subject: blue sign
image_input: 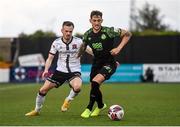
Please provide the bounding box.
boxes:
[81,64,92,83]
[10,66,45,83]
[81,64,143,83]
[10,64,143,83]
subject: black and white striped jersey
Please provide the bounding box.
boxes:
[49,36,83,73]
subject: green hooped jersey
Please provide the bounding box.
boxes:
[83,26,121,65]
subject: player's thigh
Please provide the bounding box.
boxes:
[39,80,56,93]
[48,70,67,88]
[70,77,82,90]
[100,64,116,79]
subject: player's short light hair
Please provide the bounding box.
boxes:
[62,21,74,28]
[90,10,103,19]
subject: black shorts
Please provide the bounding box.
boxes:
[47,70,81,88]
[90,63,117,82]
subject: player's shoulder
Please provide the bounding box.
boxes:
[73,36,83,44]
[83,28,93,40]
[84,28,93,38]
[53,37,62,44]
[84,28,93,35]
[101,26,121,38]
[101,26,114,32]
[73,36,82,41]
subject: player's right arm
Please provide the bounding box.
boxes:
[42,53,54,79]
[110,28,132,56]
[77,43,87,58]
[85,45,94,56]
[42,39,58,78]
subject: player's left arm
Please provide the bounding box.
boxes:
[110,29,132,56]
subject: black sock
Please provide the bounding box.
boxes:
[87,81,98,110]
[87,81,104,110]
[96,86,104,109]
[87,87,96,111]
[92,81,104,109]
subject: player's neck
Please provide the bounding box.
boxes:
[93,27,102,33]
[62,37,72,44]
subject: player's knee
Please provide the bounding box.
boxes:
[72,82,82,92]
[39,87,50,95]
[38,90,47,96]
[92,75,104,84]
[91,81,100,87]
[73,86,81,93]
[74,89,81,93]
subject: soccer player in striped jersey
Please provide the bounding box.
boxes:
[25,21,93,116]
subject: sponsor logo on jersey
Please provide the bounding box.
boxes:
[60,50,77,54]
[92,42,103,51]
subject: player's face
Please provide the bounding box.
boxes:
[61,25,73,41]
[90,15,103,32]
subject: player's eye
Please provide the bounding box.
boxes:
[92,19,101,22]
[65,30,72,33]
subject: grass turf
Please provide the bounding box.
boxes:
[0,83,180,126]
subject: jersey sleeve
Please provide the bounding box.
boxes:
[49,40,58,55]
[79,38,83,45]
[106,27,122,38]
[82,29,92,46]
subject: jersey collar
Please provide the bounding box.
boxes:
[61,36,73,45]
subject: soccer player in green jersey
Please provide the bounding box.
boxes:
[78,10,132,118]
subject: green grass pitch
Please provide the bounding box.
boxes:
[0,83,180,126]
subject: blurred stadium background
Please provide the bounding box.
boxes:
[0,33,180,83]
[0,0,180,126]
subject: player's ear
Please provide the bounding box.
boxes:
[89,19,92,23]
[101,19,103,23]
[61,28,63,33]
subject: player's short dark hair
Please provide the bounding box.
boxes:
[62,21,74,28]
[90,10,103,19]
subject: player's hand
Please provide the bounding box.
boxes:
[42,70,49,79]
[110,48,121,56]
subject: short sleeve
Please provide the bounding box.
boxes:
[49,40,58,55]
[108,27,121,38]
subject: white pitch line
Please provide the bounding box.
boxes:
[0,84,37,91]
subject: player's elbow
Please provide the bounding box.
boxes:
[125,31,132,38]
